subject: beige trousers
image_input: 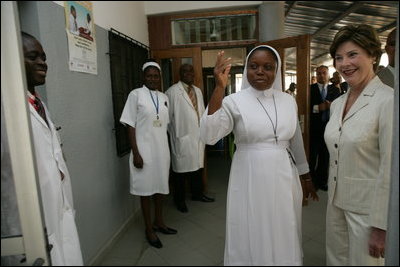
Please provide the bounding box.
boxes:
[326,202,385,266]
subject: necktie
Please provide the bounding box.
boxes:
[321,85,327,101]
[33,97,48,125]
[188,85,199,120]
[321,86,328,122]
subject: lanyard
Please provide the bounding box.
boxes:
[257,94,278,143]
[149,89,159,119]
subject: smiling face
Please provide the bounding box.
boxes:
[246,49,277,91]
[143,66,161,91]
[334,40,376,90]
[23,36,48,92]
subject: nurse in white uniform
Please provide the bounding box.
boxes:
[200,46,318,265]
[120,61,177,249]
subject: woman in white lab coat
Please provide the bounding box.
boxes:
[23,32,83,266]
[120,61,177,249]
[200,46,318,265]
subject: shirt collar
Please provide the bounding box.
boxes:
[27,91,40,100]
[249,86,274,97]
[180,81,193,92]
[317,82,327,90]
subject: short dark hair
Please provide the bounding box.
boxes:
[316,65,329,71]
[21,31,38,47]
[330,24,382,71]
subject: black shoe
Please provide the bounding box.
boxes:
[145,231,162,248]
[192,195,215,202]
[319,184,328,191]
[153,226,178,235]
[176,202,188,213]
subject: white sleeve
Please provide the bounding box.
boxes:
[289,98,309,175]
[120,90,138,128]
[200,97,235,145]
[370,95,394,229]
[289,121,310,175]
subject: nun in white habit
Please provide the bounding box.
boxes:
[200,45,318,265]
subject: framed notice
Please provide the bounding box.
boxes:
[64,1,97,74]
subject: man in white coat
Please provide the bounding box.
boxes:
[166,64,214,213]
[22,32,83,266]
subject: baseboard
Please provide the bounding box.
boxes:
[87,210,141,266]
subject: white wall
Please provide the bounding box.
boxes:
[53,1,149,45]
[52,1,264,44]
[144,1,261,15]
[20,2,138,264]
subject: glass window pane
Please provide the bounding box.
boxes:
[171,14,256,45]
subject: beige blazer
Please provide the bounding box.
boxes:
[377,67,394,88]
[324,76,394,230]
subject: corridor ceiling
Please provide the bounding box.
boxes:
[283,1,398,70]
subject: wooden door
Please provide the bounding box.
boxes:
[151,47,210,190]
[151,47,203,92]
[259,34,311,157]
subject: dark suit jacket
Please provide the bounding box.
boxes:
[310,83,340,138]
[340,82,349,94]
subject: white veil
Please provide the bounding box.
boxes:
[240,45,283,92]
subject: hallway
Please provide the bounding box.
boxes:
[98,153,327,266]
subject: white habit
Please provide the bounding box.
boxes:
[200,45,309,265]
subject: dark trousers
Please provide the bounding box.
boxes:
[173,169,203,204]
[309,134,329,188]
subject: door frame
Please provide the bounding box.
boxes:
[151,47,203,93]
[1,2,50,265]
[151,47,210,190]
[258,34,311,157]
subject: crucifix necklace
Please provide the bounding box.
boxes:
[257,94,278,143]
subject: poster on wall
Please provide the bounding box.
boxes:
[64,1,97,74]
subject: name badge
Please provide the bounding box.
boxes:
[153,119,162,127]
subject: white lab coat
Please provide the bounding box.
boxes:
[29,102,83,266]
[165,81,205,173]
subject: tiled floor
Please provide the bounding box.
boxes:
[99,152,327,266]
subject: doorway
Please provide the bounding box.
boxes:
[259,34,311,156]
[201,47,248,157]
[151,47,203,92]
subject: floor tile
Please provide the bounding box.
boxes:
[98,154,328,266]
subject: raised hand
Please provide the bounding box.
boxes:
[208,51,232,115]
[214,51,232,90]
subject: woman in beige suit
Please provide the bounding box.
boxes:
[324,25,394,265]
